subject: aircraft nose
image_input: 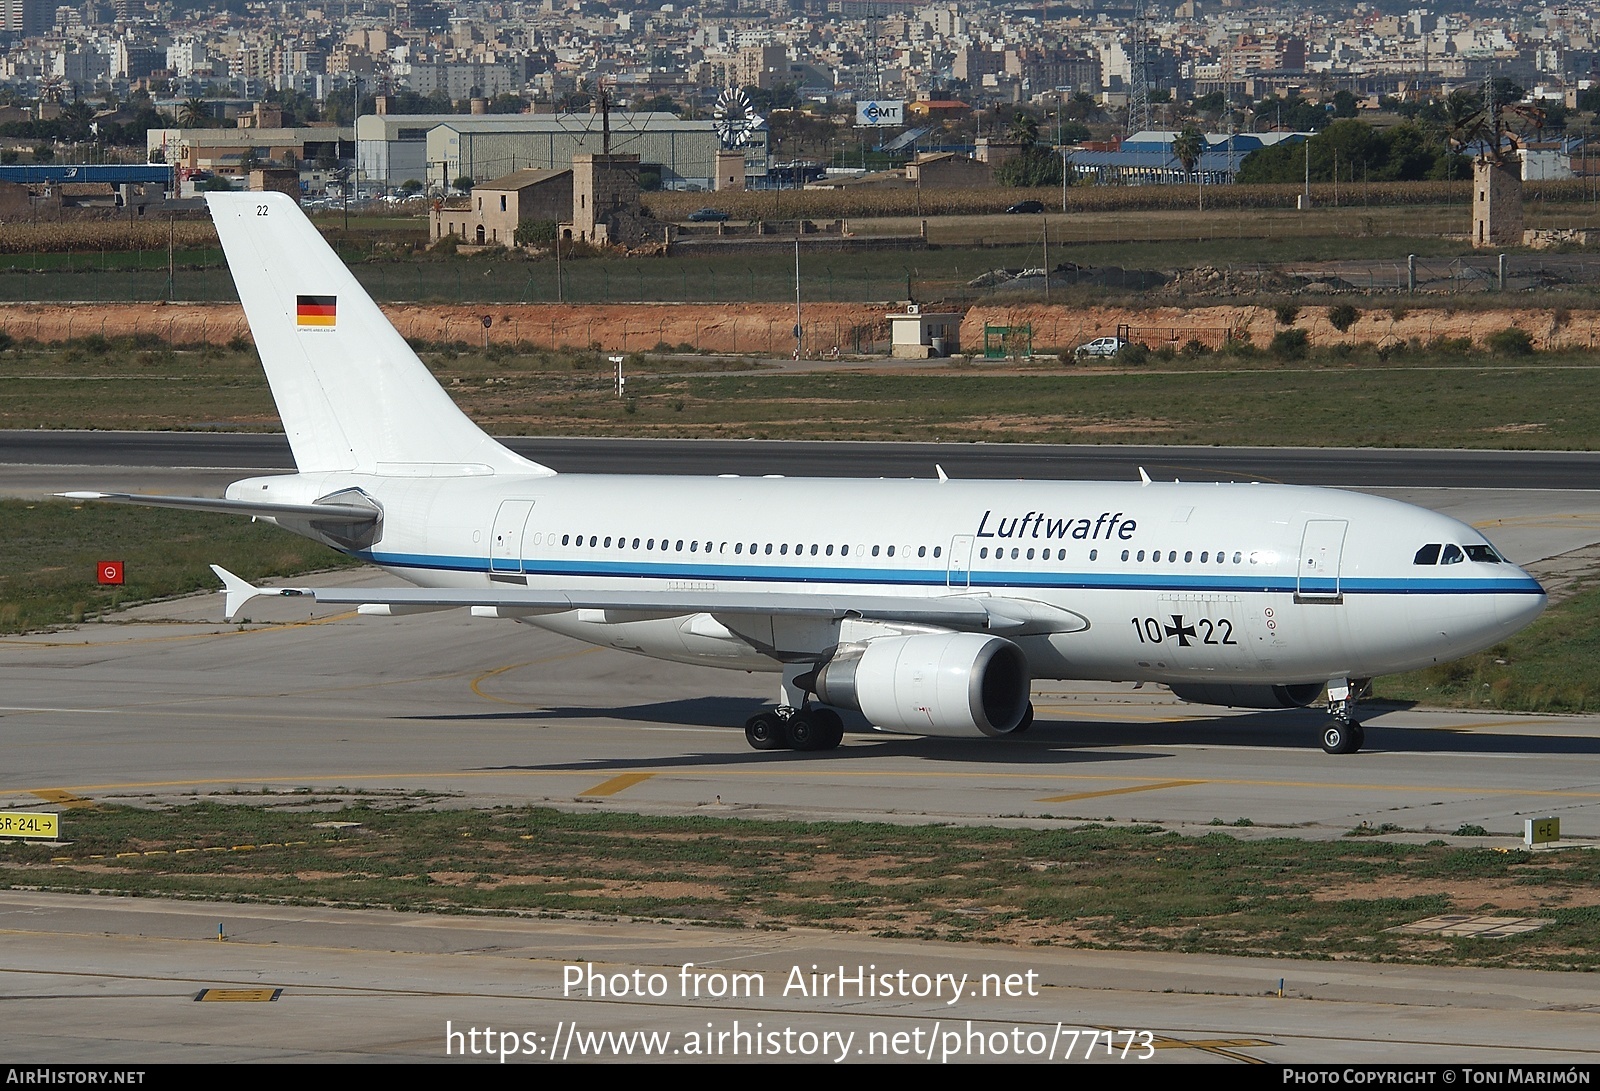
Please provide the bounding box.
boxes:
[1496,577,1547,632]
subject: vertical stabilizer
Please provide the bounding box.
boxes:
[207,192,552,476]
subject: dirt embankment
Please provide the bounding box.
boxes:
[3,300,1597,355]
[0,302,884,357]
[959,303,1600,354]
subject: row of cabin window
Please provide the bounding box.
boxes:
[549,534,1261,568]
[980,547,1256,564]
[556,534,942,559]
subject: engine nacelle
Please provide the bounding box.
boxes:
[1168,682,1325,709]
[812,633,1031,737]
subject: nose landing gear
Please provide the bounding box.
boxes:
[1320,677,1372,754]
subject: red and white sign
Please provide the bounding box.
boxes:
[97,561,125,585]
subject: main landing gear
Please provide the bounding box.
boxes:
[744,706,845,752]
[1320,677,1372,755]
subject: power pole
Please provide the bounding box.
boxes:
[793,239,803,360]
[1128,4,1150,136]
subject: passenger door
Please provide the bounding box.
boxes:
[489,499,537,573]
[1296,519,1347,602]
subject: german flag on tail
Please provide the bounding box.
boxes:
[296,295,337,328]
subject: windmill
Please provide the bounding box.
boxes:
[713,86,761,149]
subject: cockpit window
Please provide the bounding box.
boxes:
[1440,544,1464,564]
[1413,544,1441,565]
[1464,544,1502,563]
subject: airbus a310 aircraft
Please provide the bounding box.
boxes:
[68,192,1546,755]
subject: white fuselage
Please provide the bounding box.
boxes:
[230,471,1546,688]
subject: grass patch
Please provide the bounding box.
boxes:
[7,801,1599,969]
[480,361,1600,449]
[0,499,358,633]
[9,343,1600,448]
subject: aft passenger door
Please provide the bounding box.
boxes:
[1296,519,1347,602]
[490,499,537,573]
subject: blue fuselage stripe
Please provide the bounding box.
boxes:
[360,551,1544,597]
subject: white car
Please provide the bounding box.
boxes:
[1075,336,1127,358]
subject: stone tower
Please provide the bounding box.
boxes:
[570,152,640,245]
[1472,155,1523,249]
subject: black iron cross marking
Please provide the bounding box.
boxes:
[1164,615,1197,647]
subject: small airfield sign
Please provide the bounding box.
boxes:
[0,811,60,840]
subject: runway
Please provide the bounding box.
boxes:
[5,427,1600,487]
[4,432,1600,1062]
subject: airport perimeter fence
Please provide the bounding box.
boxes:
[12,252,1600,310]
[4,200,1600,306]
[1274,254,1600,293]
[0,246,917,306]
[913,253,1600,305]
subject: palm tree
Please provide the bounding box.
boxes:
[180,97,210,128]
[1008,111,1040,147]
[1171,122,1205,207]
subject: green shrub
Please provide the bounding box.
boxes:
[1327,304,1360,332]
[1425,336,1474,356]
[1484,327,1534,356]
[1179,338,1210,357]
[1274,302,1300,326]
[1270,328,1309,360]
[515,219,557,246]
[1117,342,1150,365]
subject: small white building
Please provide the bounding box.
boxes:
[888,306,963,358]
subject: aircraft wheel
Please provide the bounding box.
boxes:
[810,708,845,750]
[1320,720,1362,755]
[745,712,788,751]
[1009,701,1035,735]
[786,712,822,751]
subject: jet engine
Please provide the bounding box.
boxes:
[1167,682,1325,709]
[811,632,1031,737]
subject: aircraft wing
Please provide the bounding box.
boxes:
[210,567,1085,634]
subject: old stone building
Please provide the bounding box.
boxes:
[431,168,573,248]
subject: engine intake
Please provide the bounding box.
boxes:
[1168,682,1325,709]
[812,633,1031,737]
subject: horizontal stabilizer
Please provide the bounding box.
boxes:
[62,491,381,523]
[210,564,310,620]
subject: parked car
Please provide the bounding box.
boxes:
[1075,336,1128,358]
[687,207,730,222]
[1004,200,1045,214]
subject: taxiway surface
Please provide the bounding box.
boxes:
[4,889,1599,1064]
